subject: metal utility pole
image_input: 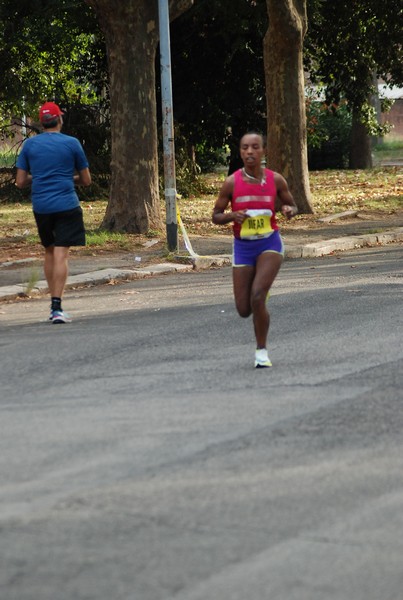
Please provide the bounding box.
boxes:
[158,0,177,252]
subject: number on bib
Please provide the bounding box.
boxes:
[240,214,272,239]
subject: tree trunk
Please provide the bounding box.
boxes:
[349,110,373,169]
[85,0,193,233]
[264,0,313,214]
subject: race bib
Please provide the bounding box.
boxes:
[240,209,273,239]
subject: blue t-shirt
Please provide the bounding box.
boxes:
[16,132,89,214]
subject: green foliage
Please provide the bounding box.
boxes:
[169,0,268,165]
[193,141,227,173]
[2,0,401,192]
[0,0,110,201]
[86,229,130,249]
[61,100,111,195]
[358,103,392,137]
[305,0,403,130]
[158,124,218,197]
[307,96,352,170]
[0,98,111,203]
[380,98,395,114]
[0,0,105,118]
[0,150,15,168]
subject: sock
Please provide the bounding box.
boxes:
[51,297,62,312]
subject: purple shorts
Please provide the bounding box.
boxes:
[233,230,284,267]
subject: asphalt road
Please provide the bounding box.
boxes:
[1,246,402,600]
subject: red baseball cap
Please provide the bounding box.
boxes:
[39,102,64,124]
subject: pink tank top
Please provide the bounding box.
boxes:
[231,168,278,239]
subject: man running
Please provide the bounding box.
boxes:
[16,101,91,323]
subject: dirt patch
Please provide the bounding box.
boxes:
[1,208,402,267]
[280,208,403,241]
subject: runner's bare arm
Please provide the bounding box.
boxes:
[15,168,32,188]
[74,168,91,187]
[274,172,298,219]
[212,176,247,225]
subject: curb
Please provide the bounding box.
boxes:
[0,263,193,302]
[284,228,403,259]
[0,228,402,302]
[175,254,232,269]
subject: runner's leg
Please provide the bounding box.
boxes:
[44,246,54,291]
[250,252,283,348]
[44,246,70,298]
[233,265,255,317]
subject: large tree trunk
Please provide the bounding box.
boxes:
[349,110,373,169]
[264,0,313,214]
[85,0,193,233]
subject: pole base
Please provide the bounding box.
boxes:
[166,223,178,252]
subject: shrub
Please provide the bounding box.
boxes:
[307,99,352,170]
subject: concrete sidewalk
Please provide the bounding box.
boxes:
[1,225,402,302]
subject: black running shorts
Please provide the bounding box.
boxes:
[34,207,86,248]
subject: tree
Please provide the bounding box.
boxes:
[0,0,101,117]
[305,0,403,168]
[171,0,313,213]
[85,0,193,233]
[0,0,109,187]
[170,0,268,173]
[264,0,312,213]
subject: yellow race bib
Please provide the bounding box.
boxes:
[240,210,273,239]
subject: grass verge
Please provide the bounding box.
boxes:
[1,167,402,258]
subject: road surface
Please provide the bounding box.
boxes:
[1,246,402,600]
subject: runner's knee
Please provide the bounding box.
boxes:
[235,301,252,318]
[250,288,266,309]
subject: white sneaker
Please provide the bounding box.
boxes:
[254,348,272,368]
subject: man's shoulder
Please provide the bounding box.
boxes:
[55,132,78,142]
[23,132,61,146]
[22,133,41,146]
[36,132,81,145]
[59,133,84,149]
[59,132,76,139]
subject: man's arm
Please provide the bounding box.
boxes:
[74,167,91,187]
[15,168,32,189]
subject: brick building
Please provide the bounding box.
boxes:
[379,85,403,139]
